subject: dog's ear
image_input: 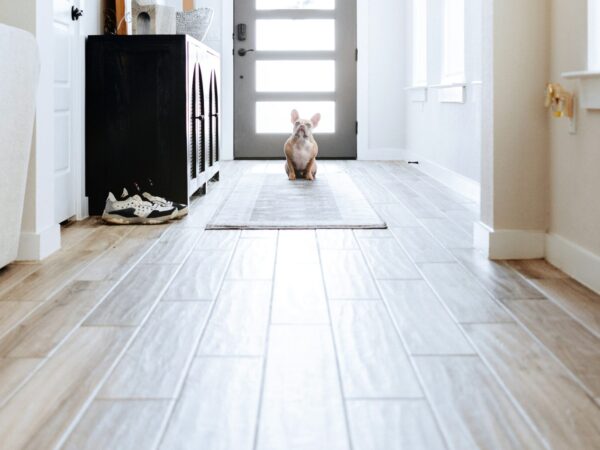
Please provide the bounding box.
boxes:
[291,109,300,123]
[311,113,321,128]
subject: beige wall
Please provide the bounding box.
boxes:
[479,0,600,290]
[549,0,600,257]
[490,0,550,232]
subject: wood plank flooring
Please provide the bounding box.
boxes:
[0,160,599,449]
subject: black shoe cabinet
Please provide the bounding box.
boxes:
[85,35,220,215]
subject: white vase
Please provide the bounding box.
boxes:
[132,0,177,35]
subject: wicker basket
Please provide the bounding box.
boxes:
[176,8,214,42]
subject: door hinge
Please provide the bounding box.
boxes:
[355,121,358,135]
[355,48,358,62]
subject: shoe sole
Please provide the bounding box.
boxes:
[173,207,189,219]
[102,212,175,225]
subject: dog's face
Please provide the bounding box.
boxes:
[291,109,321,139]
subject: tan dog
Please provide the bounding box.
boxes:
[284,109,321,181]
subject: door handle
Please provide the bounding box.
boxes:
[71,6,84,21]
[237,48,255,57]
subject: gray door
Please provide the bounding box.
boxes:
[234,0,357,159]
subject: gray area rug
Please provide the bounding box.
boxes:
[206,170,386,230]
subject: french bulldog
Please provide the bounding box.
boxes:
[284,109,321,181]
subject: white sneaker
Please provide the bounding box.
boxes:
[102,192,177,225]
[142,192,189,219]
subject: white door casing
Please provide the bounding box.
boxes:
[53,0,83,223]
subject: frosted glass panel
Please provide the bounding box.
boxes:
[256,101,335,133]
[257,0,335,10]
[256,60,335,92]
[256,20,335,51]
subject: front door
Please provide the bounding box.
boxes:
[234,0,357,159]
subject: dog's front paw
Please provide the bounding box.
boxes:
[305,173,314,181]
[288,172,297,181]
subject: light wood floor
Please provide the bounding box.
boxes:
[1,161,600,449]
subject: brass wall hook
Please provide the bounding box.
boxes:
[545,83,575,119]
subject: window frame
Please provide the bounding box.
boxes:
[411,0,428,87]
[441,0,465,84]
[589,0,600,70]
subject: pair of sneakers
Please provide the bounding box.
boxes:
[102,186,188,225]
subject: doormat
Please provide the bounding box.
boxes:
[206,171,387,230]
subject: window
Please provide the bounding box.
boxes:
[589,0,600,70]
[412,0,427,86]
[257,0,335,10]
[442,0,465,84]
[255,19,335,51]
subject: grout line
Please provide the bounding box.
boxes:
[195,354,263,360]
[422,234,600,404]
[53,227,205,449]
[504,264,600,339]
[349,229,453,450]
[316,230,355,450]
[153,229,244,450]
[345,396,427,402]
[251,231,279,450]
[0,226,153,409]
[372,170,552,448]
[353,165,555,442]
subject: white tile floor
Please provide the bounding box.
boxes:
[0,160,599,449]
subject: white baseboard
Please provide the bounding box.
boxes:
[474,222,546,260]
[413,158,481,203]
[359,148,405,161]
[17,224,61,261]
[546,233,600,295]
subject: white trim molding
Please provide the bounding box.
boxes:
[410,157,480,203]
[562,70,600,110]
[474,222,546,260]
[546,233,600,295]
[17,224,61,261]
[436,85,466,103]
[360,148,405,161]
[405,86,428,102]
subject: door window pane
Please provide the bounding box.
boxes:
[256,101,335,133]
[256,60,335,92]
[256,20,335,51]
[257,0,335,10]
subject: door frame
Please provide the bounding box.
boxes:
[73,0,87,219]
[53,0,85,222]
[232,0,358,160]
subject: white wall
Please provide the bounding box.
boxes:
[405,0,482,184]
[363,0,407,159]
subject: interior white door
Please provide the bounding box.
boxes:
[53,0,81,223]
